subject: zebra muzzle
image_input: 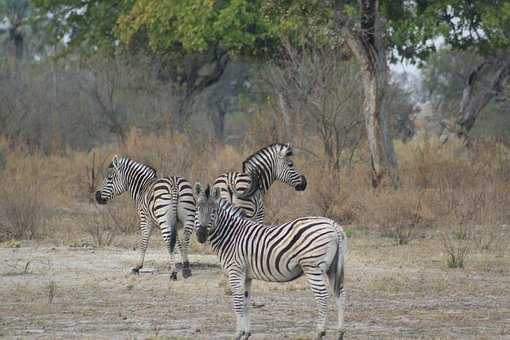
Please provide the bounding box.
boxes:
[295,176,307,191]
[196,226,209,243]
[95,191,108,205]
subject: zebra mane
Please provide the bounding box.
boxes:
[242,143,282,172]
[218,198,247,220]
[111,156,157,178]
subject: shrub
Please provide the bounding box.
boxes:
[441,230,470,268]
[0,179,47,241]
[85,206,117,247]
[357,189,432,245]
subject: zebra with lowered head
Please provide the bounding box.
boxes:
[194,183,347,340]
[213,143,307,223]
[95,155,195,280]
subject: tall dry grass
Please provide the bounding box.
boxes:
[0,130,508,264]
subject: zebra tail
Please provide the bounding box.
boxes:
[168,185,179,253]
[333,223,347,296]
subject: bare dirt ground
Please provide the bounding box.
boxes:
[1,236,509,339]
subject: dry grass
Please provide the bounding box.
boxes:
[0,131,508,267]
[1,234,509,338]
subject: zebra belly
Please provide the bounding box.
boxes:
[246,259,303,282]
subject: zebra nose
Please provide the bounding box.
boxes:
[295,176,307,191]
[95,191,107,205]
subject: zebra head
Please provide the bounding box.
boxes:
[240,143,307,196]
[95,155,127,205]
[194,182,221,243]
[274,143,307,191]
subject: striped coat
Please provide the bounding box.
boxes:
[195,184,347,340]
[96,155,195,280]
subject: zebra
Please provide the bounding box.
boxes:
[213,143,307,223]
[95,155,196,280]
[194,183,347,340]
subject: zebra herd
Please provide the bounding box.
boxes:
[95,143,347,340]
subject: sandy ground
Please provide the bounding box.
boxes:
[1,237,509,339]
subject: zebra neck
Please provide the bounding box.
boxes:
[244,162,276,194]
[123,171,156,206]
[209,207,255,253]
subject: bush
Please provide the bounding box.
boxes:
[85,206,118,247]
[441,230,470,268]
[356,189,432,245]
[0,180,47,241]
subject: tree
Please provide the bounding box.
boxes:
[32,0,510,187]
[441,52,509,143]
[422,48,510,141]
[32,0,236,128]
[0,0,29,61]
[421,1,510,143]
[262,40,364,170]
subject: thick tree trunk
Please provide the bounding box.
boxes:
[174,49,229,129]
[441,57,510,144]
[343,29,399,188]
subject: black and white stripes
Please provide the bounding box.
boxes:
[213,143,307,223]
[95,155,195,280]
[194,183,347,340]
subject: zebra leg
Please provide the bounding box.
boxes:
[303,266,329,339]
[157,217,178,281]
[228,270,250,340]
[132,216,153,274]
[328,254,346,340]
[179,220,194,278]
[243,278,252,338]
[163,231,178,281]
[335,286,346,340]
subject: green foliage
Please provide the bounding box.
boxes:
[344,228,353,238]
[117,0,274,55]
[31,0,510,63]
[32,0,134,54]
[388,0,510,61]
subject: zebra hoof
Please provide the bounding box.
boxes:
[251,302,265,309]
[337,330,345,340]
[235,331,249,340]
[182,262,192,278]
[131,267,140,275]
[315,330,326,340]
[170,272,178,281]
[182,267,192,279]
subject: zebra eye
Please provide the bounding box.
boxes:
[287,160,294,167]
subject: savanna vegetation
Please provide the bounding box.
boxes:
[1,0,509,338]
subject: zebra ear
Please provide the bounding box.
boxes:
[112,155,121,169]
[194,182,203,196]
[212,186,221,201]
[284,143,293,156]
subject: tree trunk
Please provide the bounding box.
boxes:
[343,1,400,188]
[211,103,226,141]
[277,93,292,143]
[174,49,229,129]
[441,57,510,144]
[8,26,24,61]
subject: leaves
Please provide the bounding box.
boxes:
[30,0,510,62]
